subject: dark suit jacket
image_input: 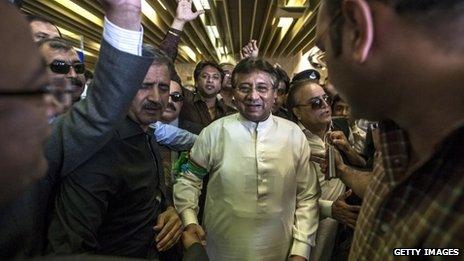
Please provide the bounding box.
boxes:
[0,39,155,258]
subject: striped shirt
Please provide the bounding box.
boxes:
[350,120,464,260]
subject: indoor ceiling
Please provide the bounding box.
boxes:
[22,0,321,70]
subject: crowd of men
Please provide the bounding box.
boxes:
[1,0,463,260]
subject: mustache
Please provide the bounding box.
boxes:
[142,101,163,110]
[166,102,176,111]
[69,77,84,88]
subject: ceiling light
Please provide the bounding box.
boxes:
[142,0,157,24]
[277,17,294,28]
[56,26,80,40]
[286,0,307,7]
[180,45,197,61]
[54,0,103,26]
[206,25,219,39]
[193,0,210,10]
[157,0,167,10]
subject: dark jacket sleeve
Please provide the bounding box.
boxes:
[47,168,118,254]
[183,243,209,261]
[46,39,155,182]
[159,29,181,62]
[159,29,182,84]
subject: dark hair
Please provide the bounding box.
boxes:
[25,14,62,38]
[325,0,464,56]
[330,93,343,111]
[143,44,175,77]
[37,37,73,51]
[193,61,224,82]
[275,66,290,93]
[231,58,279,89]
[286,80,322,122]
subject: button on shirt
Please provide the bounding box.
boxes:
[174,113,320,260]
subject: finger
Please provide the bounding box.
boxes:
[339,189,352,200]
[252,40,258,49]
[157,225,183,251]
[194,227,206,244]
[156,217,180,241]
[347,205,362,212]
[161,228,183,251]
[346,220,357,229]
[195,9,205,16]
[153,214,165,231]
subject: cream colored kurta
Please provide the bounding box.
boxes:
[299,124,346,261]
[174,113,320,261]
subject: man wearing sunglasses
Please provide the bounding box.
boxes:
[38,38,86,105]
[287,80,362,261]
[316,0,464,259]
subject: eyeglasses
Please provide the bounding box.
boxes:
[295,94,332,110]
[170,91,184,102]
[49,60,85,75]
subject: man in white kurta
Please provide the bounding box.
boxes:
[174,58,320,261]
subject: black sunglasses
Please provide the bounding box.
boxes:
[49,60,85,75]
[170,91,184,102]
[295,94,332,110]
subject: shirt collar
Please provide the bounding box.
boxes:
[117,117,146,139]
[237,112,274,131]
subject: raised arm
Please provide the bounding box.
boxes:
[47,0,154,177]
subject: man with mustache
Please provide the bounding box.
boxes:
[47,45,186,258]
[174,58,320,261]
[37,38,85,118]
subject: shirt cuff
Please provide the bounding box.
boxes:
[290,239,311,260]
[181,209,199,226]
[319,199,334,218]
[103,16,143,56]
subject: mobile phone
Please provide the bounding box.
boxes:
[327,144,336,179]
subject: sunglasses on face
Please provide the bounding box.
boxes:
[170,91,184,102]
[49,60,85,75]
[296,94,332,110]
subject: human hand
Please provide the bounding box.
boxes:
[175,0,205,23]
[240,40,259,59]
[153,207,183,251]
[101,0,142,30]
[331,190,361,229]
[185,223,206,246]
[289,255,307,261]
[182,227,201,249]
[321,146,344,179]
[327,131,351,153]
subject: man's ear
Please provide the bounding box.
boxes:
[292,107,301,121]
[342,0,373,63]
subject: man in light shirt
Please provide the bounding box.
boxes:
[174,58,320,261]
[287,80,361,261]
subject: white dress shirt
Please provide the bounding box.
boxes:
[300,123,346,217]
[174,113,320,260]
[103,16,143,56]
